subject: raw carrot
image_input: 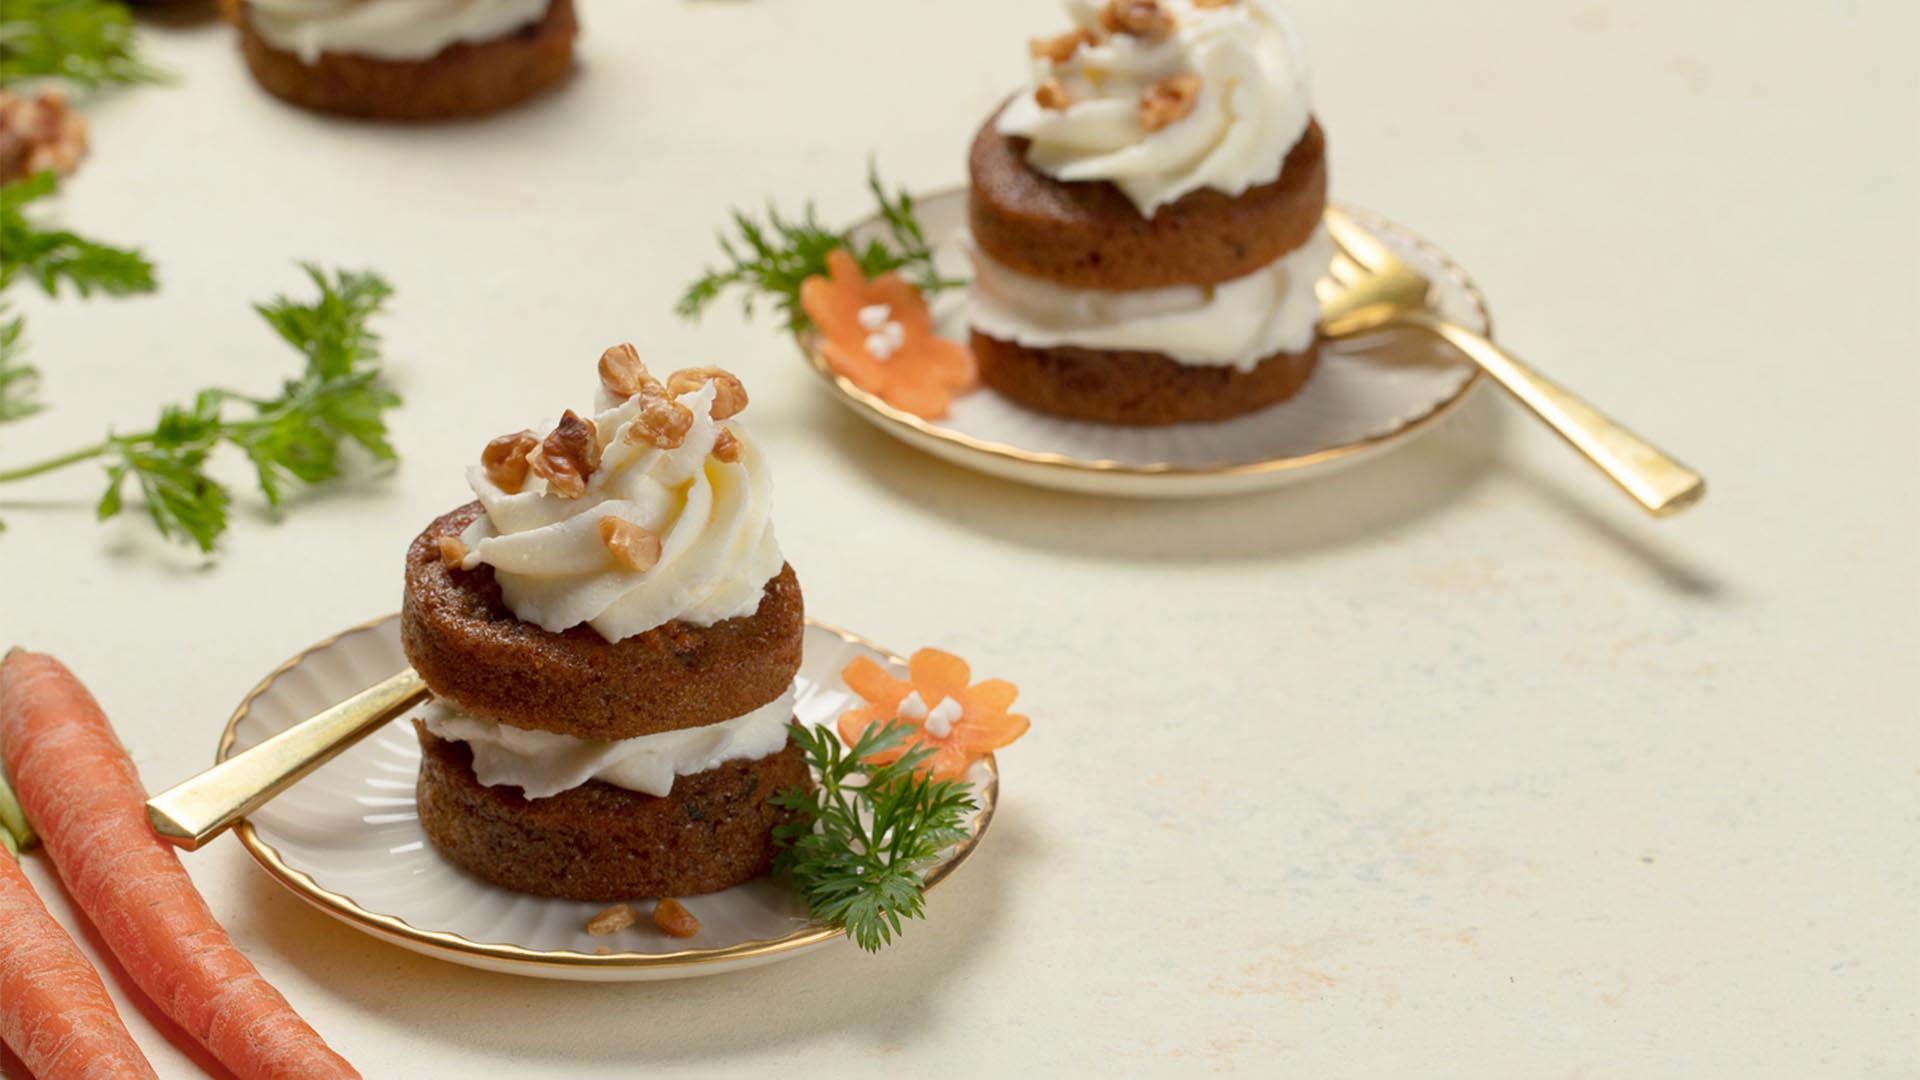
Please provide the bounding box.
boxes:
[0,845,158,1080]
[0,649,359,1080]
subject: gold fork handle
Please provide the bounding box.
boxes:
[146,668,428,851]
[1401,310,1706,516]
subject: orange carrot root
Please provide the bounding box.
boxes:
[0,650,359,1080]
[0,853,157,1080]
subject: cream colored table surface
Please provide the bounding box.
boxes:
[2,1,1915,1076]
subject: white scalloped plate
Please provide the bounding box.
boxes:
[217,617,998,982]
[801,193,1488,498]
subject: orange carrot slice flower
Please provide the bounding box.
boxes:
[836,648,1028,781]
[800,249,976,420]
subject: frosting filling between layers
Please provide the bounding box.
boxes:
[458,381,784,642]
[997,0,1312,217]
[246,0,551,65]
[966,226,1332,370]
[419,685,797,799]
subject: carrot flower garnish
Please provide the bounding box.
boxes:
[800,249,976,420]
[836,648,1028,781]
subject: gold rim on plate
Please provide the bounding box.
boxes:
[798,199,1492,480]
[217,615,999,973]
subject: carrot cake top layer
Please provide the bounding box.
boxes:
[997,0,1313,217]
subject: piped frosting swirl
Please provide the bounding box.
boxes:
[997,0,1313,217]
[455,352,782,643]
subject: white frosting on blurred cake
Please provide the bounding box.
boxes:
[247,0,550,65]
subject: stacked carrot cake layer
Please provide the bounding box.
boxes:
[226,0,577,119]
[967,0,1331,425]
[401,348,805,901]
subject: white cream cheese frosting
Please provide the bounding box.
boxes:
[246,0,550,65]
[997,0,1312,217]
[419,687,795,799]
[967,226,1331,370]
[457,380,784,642]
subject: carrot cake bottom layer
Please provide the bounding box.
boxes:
[415,724,809,901]
[970,330,1321,426]
[231,0,576,120]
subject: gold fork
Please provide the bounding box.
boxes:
[1316,208,1705,517]
[146,668,428,850]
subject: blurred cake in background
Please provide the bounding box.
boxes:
[222,0,576,120]
[967,0,1330,425]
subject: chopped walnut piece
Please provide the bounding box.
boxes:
[1139,72,1202,132]
[597,343,654,401]
[1035,79,1073,111]
[665,367,749,420]
[0,89,88,185]
[1100,0,1176,40]
[652,898,700,939]
[598,516,662,572]
[480,430,539,494]
[586,903,637,935]
[436,536,467,569]
[531,410,601,499]
[1029,28,1095,64]
[711,428,742,464]
[621,384,695,450]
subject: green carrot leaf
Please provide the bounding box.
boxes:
[0,306,39,422]
[0,171,157,298]
[0,0,168,90]
[772,719,977,952]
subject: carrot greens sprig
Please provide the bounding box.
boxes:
[0,171,157,422]
[0,0,168,90]
[0,308,35,423]
[676,162,966,335]
[0,263,400,552]
[772,719,976,952]
[0,171,155,298]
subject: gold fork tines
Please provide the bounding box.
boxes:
[1317,207,1706,518]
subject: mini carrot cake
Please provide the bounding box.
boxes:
[402,347,806,901]
[221,0,576,120]
[968,0,1331,425]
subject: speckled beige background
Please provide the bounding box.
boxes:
[1,1,1914,1075]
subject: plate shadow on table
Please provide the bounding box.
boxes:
[1501,457,1727,598]
[0,476,400,574]
[0,497,230,576]
[799,388,1508,565]
[798,387,1727,597]
[235,813,1040,1067]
